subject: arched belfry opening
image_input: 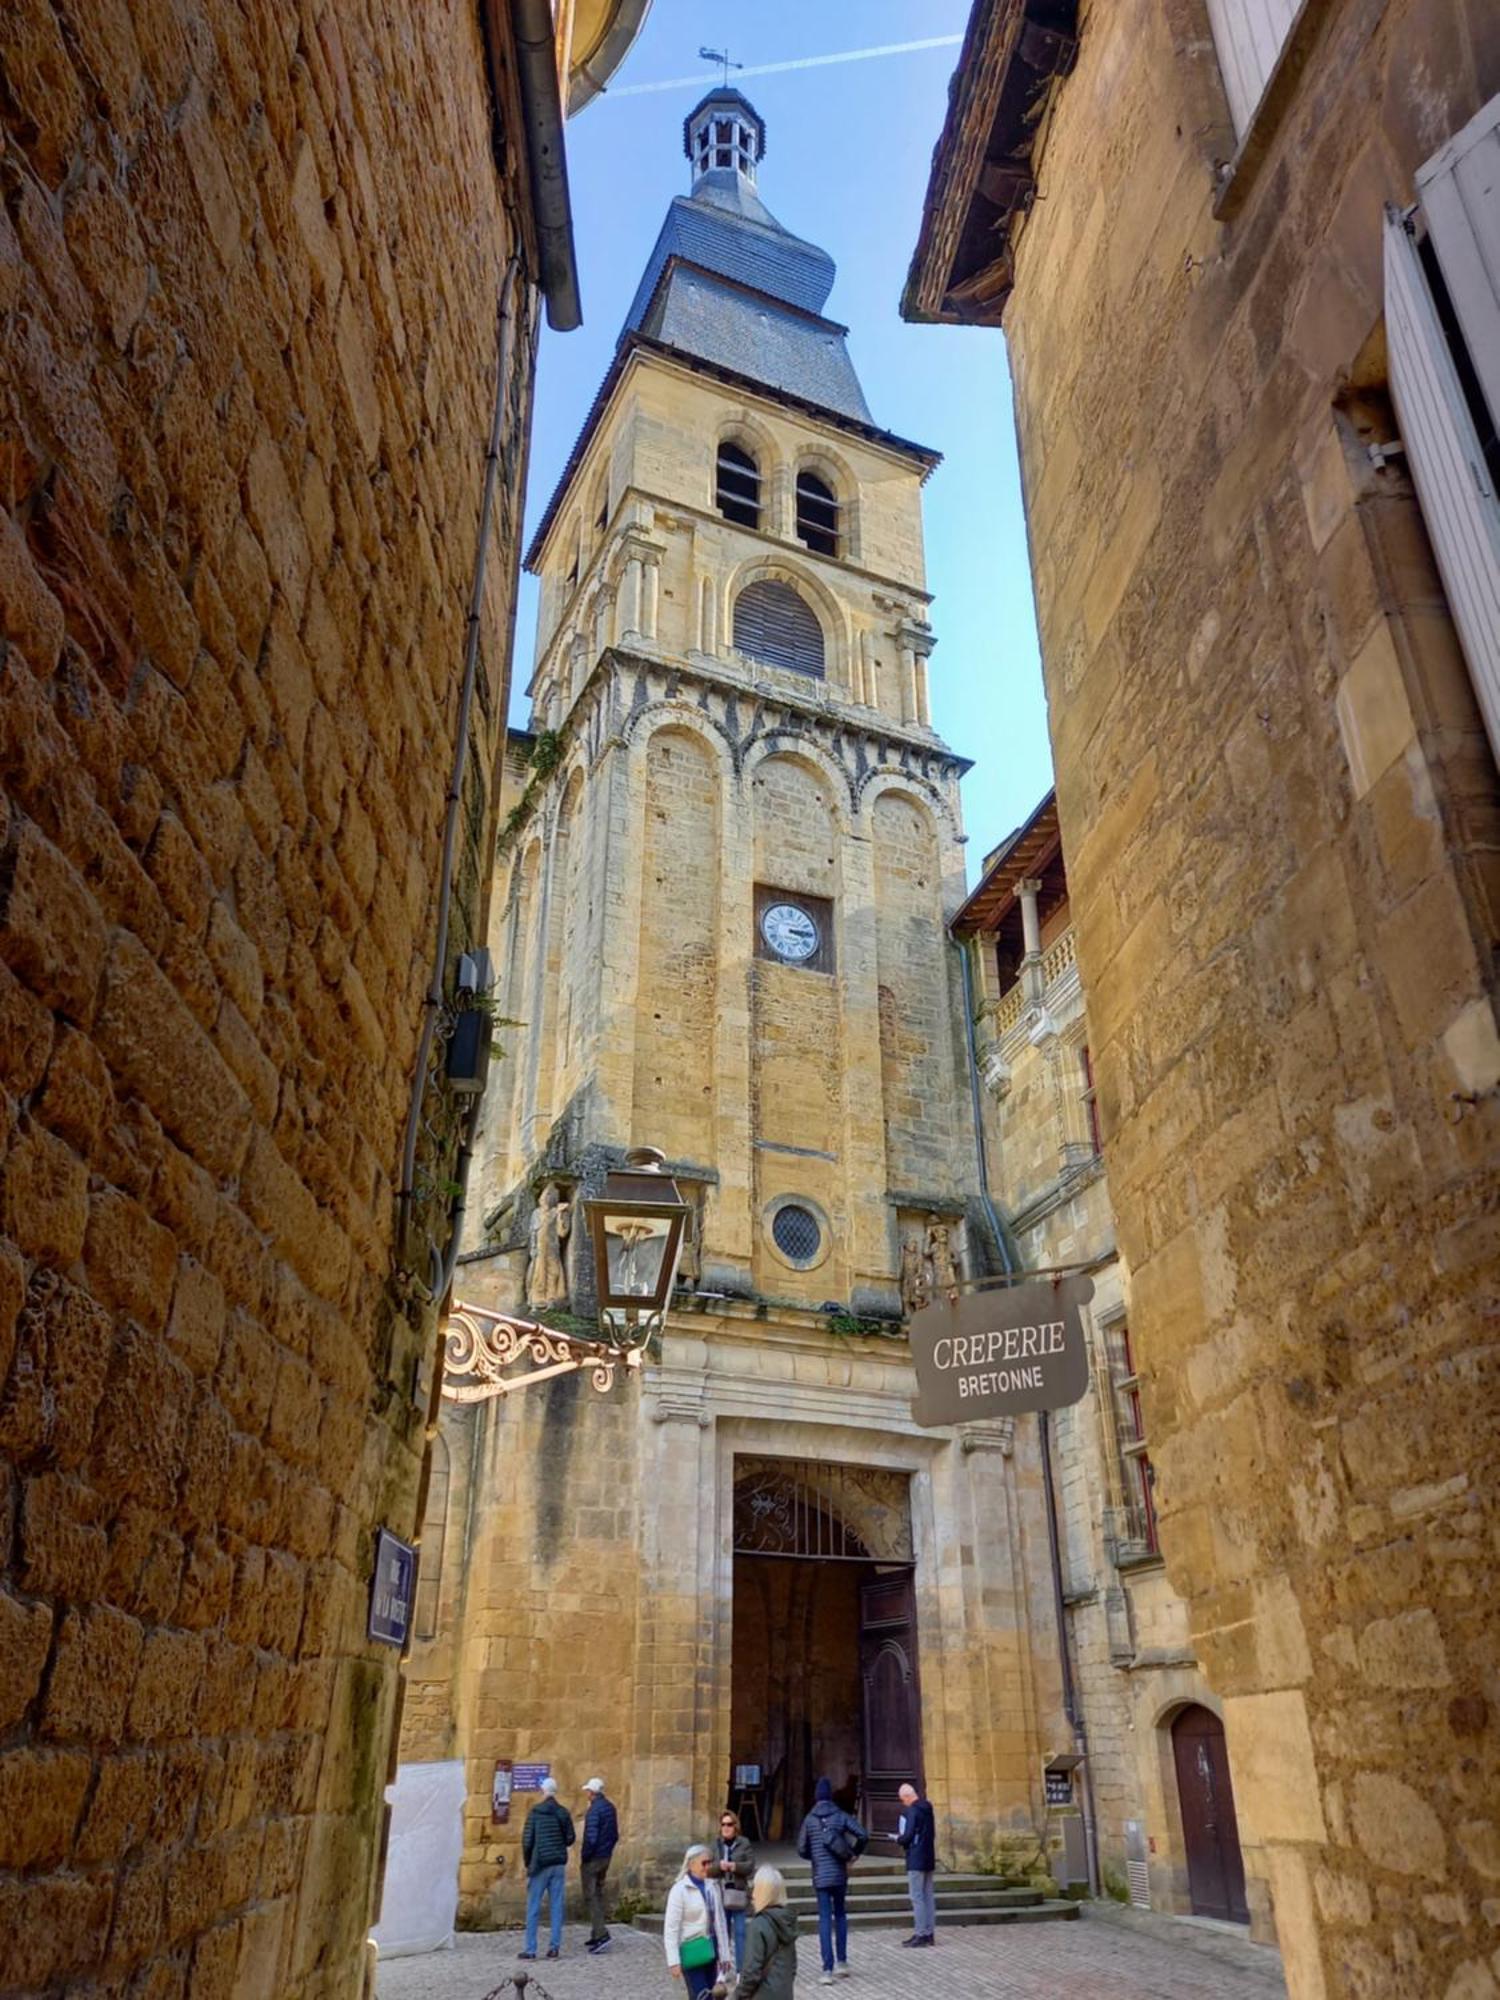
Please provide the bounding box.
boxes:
[729,1458,921,1843]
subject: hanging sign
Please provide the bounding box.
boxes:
[492,1760,514,1825]
[909,1275,1094,1426]
[368,1529,417,1647]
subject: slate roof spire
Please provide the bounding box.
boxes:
[619,88,873,424]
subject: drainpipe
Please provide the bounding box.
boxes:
[397,257,524,1278]
[955,930,1099,1895]
[506,0,583,330]
[1040,1408,1101,1897]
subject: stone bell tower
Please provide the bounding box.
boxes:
[400,93,1064,1921]
[476,83,976,1315]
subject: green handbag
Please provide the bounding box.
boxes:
[680,1933,717,1970]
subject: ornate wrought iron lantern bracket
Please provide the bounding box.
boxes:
[441,1298,659,1403]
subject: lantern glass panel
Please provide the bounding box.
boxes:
[602,1213,673,1299]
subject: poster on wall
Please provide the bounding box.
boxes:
[492,1759,513,1825]
[513,1762,552,1792]
[909,1276,1094,1426]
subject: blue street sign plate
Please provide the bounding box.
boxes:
[369,1528,416,1647]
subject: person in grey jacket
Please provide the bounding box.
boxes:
[796,1778,867,1983]
[738,1865,799,1999]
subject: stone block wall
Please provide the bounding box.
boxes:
[1001,1,1500,1990]
[0,0,533,1990]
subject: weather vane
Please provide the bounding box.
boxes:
[698,46,744,88]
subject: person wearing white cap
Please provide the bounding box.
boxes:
[519,1776,574,1960]
[579,1777,620,1954]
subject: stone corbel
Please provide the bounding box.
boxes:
[651,1389,709,1427]
[960,1419,1015,1456]
[978,1037,1012,1099]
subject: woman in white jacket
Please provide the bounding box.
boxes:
[663,1844,734,1996]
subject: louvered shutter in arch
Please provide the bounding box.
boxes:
[1385,206,1500,766]
[733,580,825,678]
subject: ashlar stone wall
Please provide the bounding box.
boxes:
[0,0,532,1990]
[1001,2,1500,1991]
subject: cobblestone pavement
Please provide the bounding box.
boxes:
[377,1908,1287,1999]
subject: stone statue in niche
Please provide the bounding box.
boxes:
[926,1217,960,1298]
[899,1233,931,1318]
[527,1184,572,1309]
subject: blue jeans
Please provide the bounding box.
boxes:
[908,1869,936,1936]
[524,1863,566,1953]
[731,1905,747,1966]
[815,1884,848,1971]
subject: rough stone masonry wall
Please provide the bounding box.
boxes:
[0,0,528,1992]
[1003,2,1498,1994]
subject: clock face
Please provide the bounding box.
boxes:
[760,901,820,963]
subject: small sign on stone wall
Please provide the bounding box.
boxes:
[513,1762,552,1792]
[909,1276,1094,1426]
[368,1529,416,1647]
[492,1759,513,1824]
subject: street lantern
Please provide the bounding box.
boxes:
[441,1144,689,1404]
[583,1146,690,1339]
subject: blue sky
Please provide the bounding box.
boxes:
[514,0,1055,878]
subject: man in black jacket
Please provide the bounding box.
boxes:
[897,1782,937,1947]
[579,1777,620,1955]
[519,1777,574,1960]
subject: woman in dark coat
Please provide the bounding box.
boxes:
[712,1807,756,1967]
[738,1865,799,1998]
[795,1778,867,1983]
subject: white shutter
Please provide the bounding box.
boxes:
[1385,207,1500,766]
[1416,94,1500,446]
[1205,0,1300,138]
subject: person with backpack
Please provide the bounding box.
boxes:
[518,1777,574,1961]
[795,1777,867,1985]
[737,1864,799,1997]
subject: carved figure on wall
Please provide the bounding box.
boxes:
[527,1183,572,1308]
[926,1218,960,1298]
[899,1233,931,1318]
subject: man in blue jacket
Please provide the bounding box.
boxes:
[897,1782,937,1947]
[579,1777,620,1955]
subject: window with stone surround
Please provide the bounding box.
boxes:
[795,471,840,557]
[1080,1044,1102,1158]
[1104,1321,1158,1556]
[716,440,762,528]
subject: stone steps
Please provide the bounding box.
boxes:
[634,1872,1079,1934]
[635,1901,1079,1933]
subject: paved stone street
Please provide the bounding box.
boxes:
[377,1910,1286,1999]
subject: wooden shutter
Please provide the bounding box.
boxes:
[1205,0,1299,138]
[1417,94,1500,453]
[1385,205,1500,766]
[732,580,825,677]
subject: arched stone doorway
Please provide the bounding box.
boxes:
[730,1458,920,1840]
[1171,1704,1249,1922]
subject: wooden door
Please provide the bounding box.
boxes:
[859,1571,922,1841]
[1172,1705,1249,1922]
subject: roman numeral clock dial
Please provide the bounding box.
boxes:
[760,901,820,964]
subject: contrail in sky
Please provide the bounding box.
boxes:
[607,35,963,98]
